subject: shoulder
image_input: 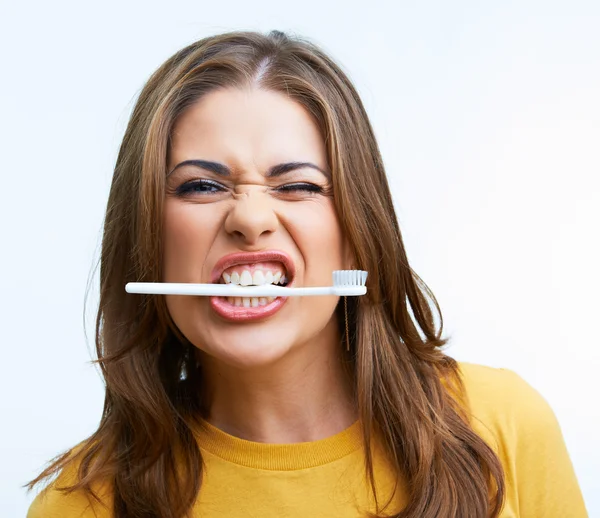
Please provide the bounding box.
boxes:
[27,453,112,518]
[456,362,588,517]
[457,361,543,408]
[457,360,536,403]
[455,362,557,447]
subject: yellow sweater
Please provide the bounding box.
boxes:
[27,363,588,517]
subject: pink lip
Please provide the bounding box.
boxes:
[210,296,289,322]
[209,250,296,323]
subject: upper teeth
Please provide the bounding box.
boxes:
[222,269,287,286]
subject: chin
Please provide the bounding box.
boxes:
[191,326,301,370]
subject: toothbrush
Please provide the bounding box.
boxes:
[125,270,368,297]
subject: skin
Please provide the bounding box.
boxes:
[163,87,357,443]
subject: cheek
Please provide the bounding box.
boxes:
[280,199,346,283]
[162,202,218,282]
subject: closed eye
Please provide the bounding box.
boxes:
[276,183,324,194]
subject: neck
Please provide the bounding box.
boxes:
[197,322,357,443]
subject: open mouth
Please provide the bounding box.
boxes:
[218,261,291,308]
[209,251,295,321]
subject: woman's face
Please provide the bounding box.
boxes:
[163,87,350,368]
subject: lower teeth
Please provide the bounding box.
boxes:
[226,296,276,307]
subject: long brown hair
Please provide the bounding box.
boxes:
[26,30,505,517]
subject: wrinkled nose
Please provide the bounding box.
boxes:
[224,188,278,245]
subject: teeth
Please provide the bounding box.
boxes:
[225,296,276,307]
[240,270,252,286]
[252,270,265,285]
[222,267,288,286]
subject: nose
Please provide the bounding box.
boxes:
[224,188,278,245]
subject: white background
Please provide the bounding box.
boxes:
[1,1,598,516]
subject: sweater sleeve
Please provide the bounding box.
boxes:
[461,363,588,518]
[500,369,588,517]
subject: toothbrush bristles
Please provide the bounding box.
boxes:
[332,270,368,286]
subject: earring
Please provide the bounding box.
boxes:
[344,296,350,352]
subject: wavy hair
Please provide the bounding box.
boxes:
[26,30,505,517]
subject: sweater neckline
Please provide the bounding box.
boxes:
[194,418,363,471]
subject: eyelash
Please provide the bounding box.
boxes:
[175,180,324,196]
[175,179,224,195]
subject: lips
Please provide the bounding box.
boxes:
[210,250,296,285]
[208,250,296,323]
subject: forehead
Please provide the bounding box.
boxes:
[169,87,328,171]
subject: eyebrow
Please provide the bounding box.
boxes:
[167,159,330,180]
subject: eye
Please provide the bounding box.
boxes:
[175,179,226,196]
[276,183,324,194]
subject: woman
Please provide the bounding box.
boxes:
[26,30,587,518]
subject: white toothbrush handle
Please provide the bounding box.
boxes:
[125,283,366,297]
